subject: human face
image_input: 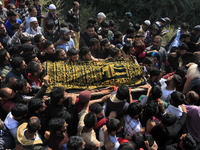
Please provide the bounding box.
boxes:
[73,3,80,14]
[62,34,70,41]
[39,101,47,112]
[86,27,95,37]
[31,21,39,29]
[34,0,39,6]
[30,8,37,17]
[4,88,16,100]
[32,56,40,63]
[49,9,56,16]
[21,60,27,71]
[83,51,92,61]
[58,50,67,60]
[39,36,46,45]
[70,54,79,62]
[0,24,8,36]
[104,42,111,51]
[102,26,109,34]
[96,110,104,119]
[152,38,161,49]
[61,122,68,132]
[9,5,16,11]
[19,0,25,8]
[9,16,17,23]
[23,82,32,94]
[46,44,55,54]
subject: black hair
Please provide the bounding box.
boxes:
[60,21,68,28]
[178,43,189,51]
[68,48,78,57]
[118,142,136,150]
[34,34,42,43]
[21,36,31,44]
[66,22,74,30]
[123,43,133,54]
[45,19,55,30]
[67,136,84,150]
[86,24,94,29]
[10,56,24,70]
[89,38,99,47]
[7,9,17,17]
[171,91,185,107]
[79,47,90,57]
[126,27,135,35]
[87,18,97,25]
[13,79,27,92]
[27,117,41,133]
[116,84,129,100]
[28,5,36,12]
[27,61,41,75]
[161,113,176,127]
[109,47,119,57]
[132,132,145,150]
[106,118,121,133]
[114,31,123,39]
[176,67,186,78]
[43,41,53,49]
[28,98,43,114]
[180,33,191,40]
[172,74,182,88]
[188,91,199,105]
[100,38,109,47]
[84,112,97,128]
[127,102,143,118]
[143,57,154,65]
[11,23,20,31]
[101,20,110,28]
[151,85,162,99]
[182,133,196,150]
[134,23,140,31]
[90,103,103,114]
[145,100,159,117]
[18,0,25,2]
[0,49,8,66]
[49,118,65,133]
[150,24,159,31]
[25,0,31,5]
[50,87,64,105]
[11,103,28,118]
[149,68,161,77]
[181,22,189,30]
[109,20,116,27]
[56,48,65,55]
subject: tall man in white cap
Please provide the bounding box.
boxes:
[24,5,37,30]
[138,20,151,35]
[44,4,59,32]
[56,27,74,53]
[0,1,8,22]
[26,17,43,35]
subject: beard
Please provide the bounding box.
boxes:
[63,37,70,42]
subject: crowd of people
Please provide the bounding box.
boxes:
[0,0,200,150]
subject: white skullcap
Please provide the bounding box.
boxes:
[144,20,151,26]
[49,4,56,10]
[97,12,106,19]
[0,1,2,5]
[30,17,37,23]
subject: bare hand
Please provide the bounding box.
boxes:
[105,141,115,150]
[68,93,77,105]
[158,100,165,113]
[108,111,117,118]
[146,119,156,134]
[145,140,158,150]
[180,105,187,113]
[15,144,24,150]
[139,83,151,89]
[43,75,50,86]
[101,94,111,102]
[44,131,50,140]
